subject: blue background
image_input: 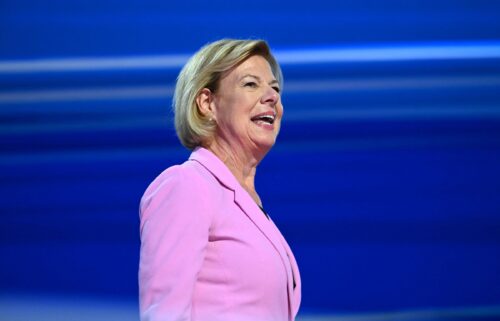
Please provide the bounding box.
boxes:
[1,0,500,319]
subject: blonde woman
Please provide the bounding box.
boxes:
[139,39,301,321]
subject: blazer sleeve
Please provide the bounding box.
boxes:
[139,166,212,321]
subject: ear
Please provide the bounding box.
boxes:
[196,88,215,119]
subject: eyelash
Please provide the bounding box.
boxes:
[244,82,281,94]
[244,81,258,88]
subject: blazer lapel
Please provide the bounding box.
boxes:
[189,147,296,320]
[270,218,302,317]
[233,189,296,321]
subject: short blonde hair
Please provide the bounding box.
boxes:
[173,39,283,150]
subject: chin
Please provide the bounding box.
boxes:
[249,132,279,156]
[256,138,277,153]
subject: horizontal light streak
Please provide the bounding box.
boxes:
[284,76,500,92]
[1,76,499,105]
[299,305,500,321]
[277,41,500,65]
[0,117,168,134]
[0,41,499,74]
[1,105,499,135]
[0,86,173,104]
[0,295,499,321]
[285,105,500,122]
[0,55,190,74]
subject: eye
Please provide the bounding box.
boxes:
[244,81,258,88]
[272,86,281,94]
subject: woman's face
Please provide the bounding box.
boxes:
[211,55,283,156]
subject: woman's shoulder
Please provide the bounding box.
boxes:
[143,160,216,195]
[138,160,223,236]
[142,164,184,198]
[140,160,221,215]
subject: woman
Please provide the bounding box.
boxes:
[139,39,301,321]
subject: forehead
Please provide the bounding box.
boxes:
[225,55,275,80]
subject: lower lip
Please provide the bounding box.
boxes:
[252,120,275,130]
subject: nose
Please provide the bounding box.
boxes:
[261,85,279,106]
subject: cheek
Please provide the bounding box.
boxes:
[277,103,284,120]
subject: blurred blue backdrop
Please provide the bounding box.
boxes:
[1,0,500,320]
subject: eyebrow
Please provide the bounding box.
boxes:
[242,74,279,86]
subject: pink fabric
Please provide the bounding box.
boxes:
[139,147,301,321]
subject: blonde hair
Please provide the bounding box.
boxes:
[173,39,283,150]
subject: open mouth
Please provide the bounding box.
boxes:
[251,114,275,125]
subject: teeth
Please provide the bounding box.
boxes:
[252,113,275,124]
[258,115,274,124]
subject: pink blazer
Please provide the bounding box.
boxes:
[139,147,301,321]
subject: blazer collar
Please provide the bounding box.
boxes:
[189,147,299,319]
[188,147,241,192]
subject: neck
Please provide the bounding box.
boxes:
[206,138,264,206]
